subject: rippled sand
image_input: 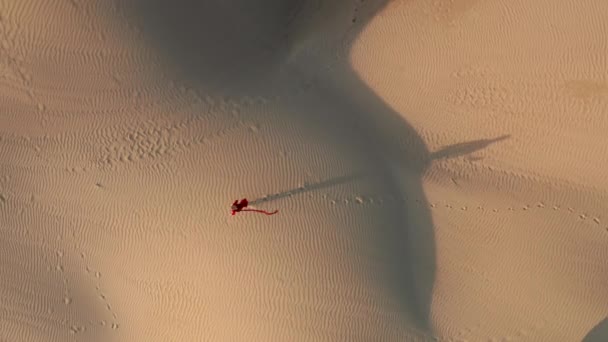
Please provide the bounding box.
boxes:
[1,1,607,341]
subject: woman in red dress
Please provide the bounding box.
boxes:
[230,198,278,216]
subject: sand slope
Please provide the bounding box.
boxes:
[1,0,607,341]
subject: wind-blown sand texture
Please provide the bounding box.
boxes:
[1,0,607,341]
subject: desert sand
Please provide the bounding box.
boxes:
[1,0,607,341]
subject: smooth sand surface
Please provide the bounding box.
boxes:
[1,0,607,341]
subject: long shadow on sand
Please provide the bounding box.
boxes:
[127,0,510,335]
[249,135,509,207]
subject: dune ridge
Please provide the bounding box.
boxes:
[1,0,607,341]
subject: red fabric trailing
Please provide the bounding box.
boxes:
[241,208,279,215]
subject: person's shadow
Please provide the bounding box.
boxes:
[248,134,510,207]
[127,0,510,335]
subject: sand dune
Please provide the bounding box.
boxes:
[1,0,607,341]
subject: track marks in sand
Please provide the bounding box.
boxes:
[444,324,535,342]
[448,81,512,111]
[97,121,247,169]
[0,12,33,89]
[326,193,386,207]
[427,198,608,235]
[0,225,116,341]
[448,66,525,116]
[74,117,247,171]
[80,253,121,332]
[95,120,192,168]
[57,248,121,336]
[424,0,482,25]
[325,189,607,235]
[47,249,91,337]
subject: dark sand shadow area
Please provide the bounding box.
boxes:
[126,0,510,335]
[120,0,306,94]
[583,317,608,342]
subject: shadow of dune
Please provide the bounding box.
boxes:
[127,0,509,337]
[122,0,306,93]
[583,317,608,342]
[298,56,436,331]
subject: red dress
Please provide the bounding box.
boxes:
[231,198,248,215]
